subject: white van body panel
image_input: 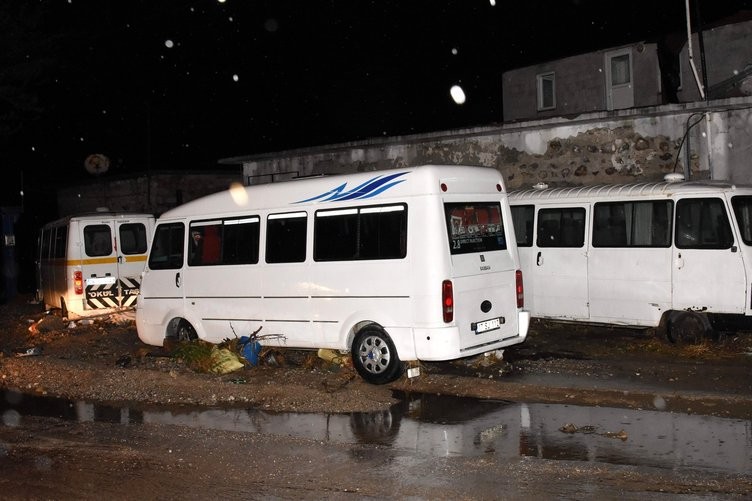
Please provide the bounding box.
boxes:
[37,212,155,318]
[137,165,529,370]
[509,180,752,329]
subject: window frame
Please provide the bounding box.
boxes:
[536,71,556,111]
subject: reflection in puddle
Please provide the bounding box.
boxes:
[2,390,750,474]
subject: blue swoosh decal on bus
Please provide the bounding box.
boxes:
[294,172,408,203]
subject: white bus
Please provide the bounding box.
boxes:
[136,165,530,384]
[508,176,752,342]
[36,211,155,318]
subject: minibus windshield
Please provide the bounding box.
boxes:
[732,195,752,245]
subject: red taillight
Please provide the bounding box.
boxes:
[515,270,524,308]
[442,279,454,323]
[73,271,83,295]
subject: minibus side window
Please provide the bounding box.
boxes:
[266,212,307,263]
[223,217,260,265]
[41,229,52,259]
[731,196,752,245]
[536,208,585,248]
[593,200,672,247]
[314,204,407,261]
[189,221,223,266]
[511,205,534,247]
[119,223,147,255]
[675,198,734,249]
[149,223,185,270]
[84,225,113,256]
[53,226,67,258]
[444,202,506,255]
[188,217,260,266]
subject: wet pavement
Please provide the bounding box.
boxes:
[3,389,751,476]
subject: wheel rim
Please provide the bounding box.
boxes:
[357,334,391,375]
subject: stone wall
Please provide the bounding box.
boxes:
[56,170,242,218]
[229,97,752,190]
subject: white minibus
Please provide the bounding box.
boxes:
[36,211,155,318]
[508,176,752,342]
[136,165,530,384]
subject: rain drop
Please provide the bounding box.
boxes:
[451,48,458,55]
[233,74,239,82]
[450,85,466,105]
[165,39,174,48]
[489,0,496,5]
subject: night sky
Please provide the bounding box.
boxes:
[1,0,750,207]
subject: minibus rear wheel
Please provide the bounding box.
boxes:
[351,326,403,385]
[667,311,713,344]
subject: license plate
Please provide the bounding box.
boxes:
[475,317,501,334]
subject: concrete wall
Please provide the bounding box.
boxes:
[56,170,242,217]
[502,42,662,122]
[226,97,752,190]
[678,18,752,102]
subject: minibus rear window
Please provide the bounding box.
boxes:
[444,202,506,255]
[732,196,752,245]
[84,225,113,257]
[119,223,148,255]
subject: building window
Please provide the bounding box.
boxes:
[610,54,631,86]
[536,72,556,111]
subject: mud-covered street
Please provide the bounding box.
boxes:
[1,295,752,499]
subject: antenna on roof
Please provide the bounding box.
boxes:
[664,173,685,183]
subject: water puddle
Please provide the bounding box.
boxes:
[2,390,750,474]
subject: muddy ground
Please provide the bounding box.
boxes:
[1,294,751,418]
[2,295,752,499]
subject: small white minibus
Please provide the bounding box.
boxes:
[36,211,155,318]
[508,175,752,342]
[136,165,530,384]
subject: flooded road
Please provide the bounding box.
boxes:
[2,389,751,499]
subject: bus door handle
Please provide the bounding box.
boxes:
[675,253,684,269]
[175,272,181,288]
[117,256,123,263]
[536,251,543,266]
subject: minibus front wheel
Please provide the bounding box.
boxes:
[168,318,198,343]
[351,326,403,385]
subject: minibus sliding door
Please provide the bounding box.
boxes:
[532,205,589,320]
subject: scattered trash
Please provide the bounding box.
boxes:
[209,346,245,374]
[29,315,66,334]
[238,336,262,366]
[559,423,628,441]
[67,321,77,329]
[407,367,421,378]
[15,346,43,357]
[317,348,346,365]
[228,377,247,384]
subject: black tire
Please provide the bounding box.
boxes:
[351,326,403,384]
[173,319,198,343]
[667,311,713,344]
